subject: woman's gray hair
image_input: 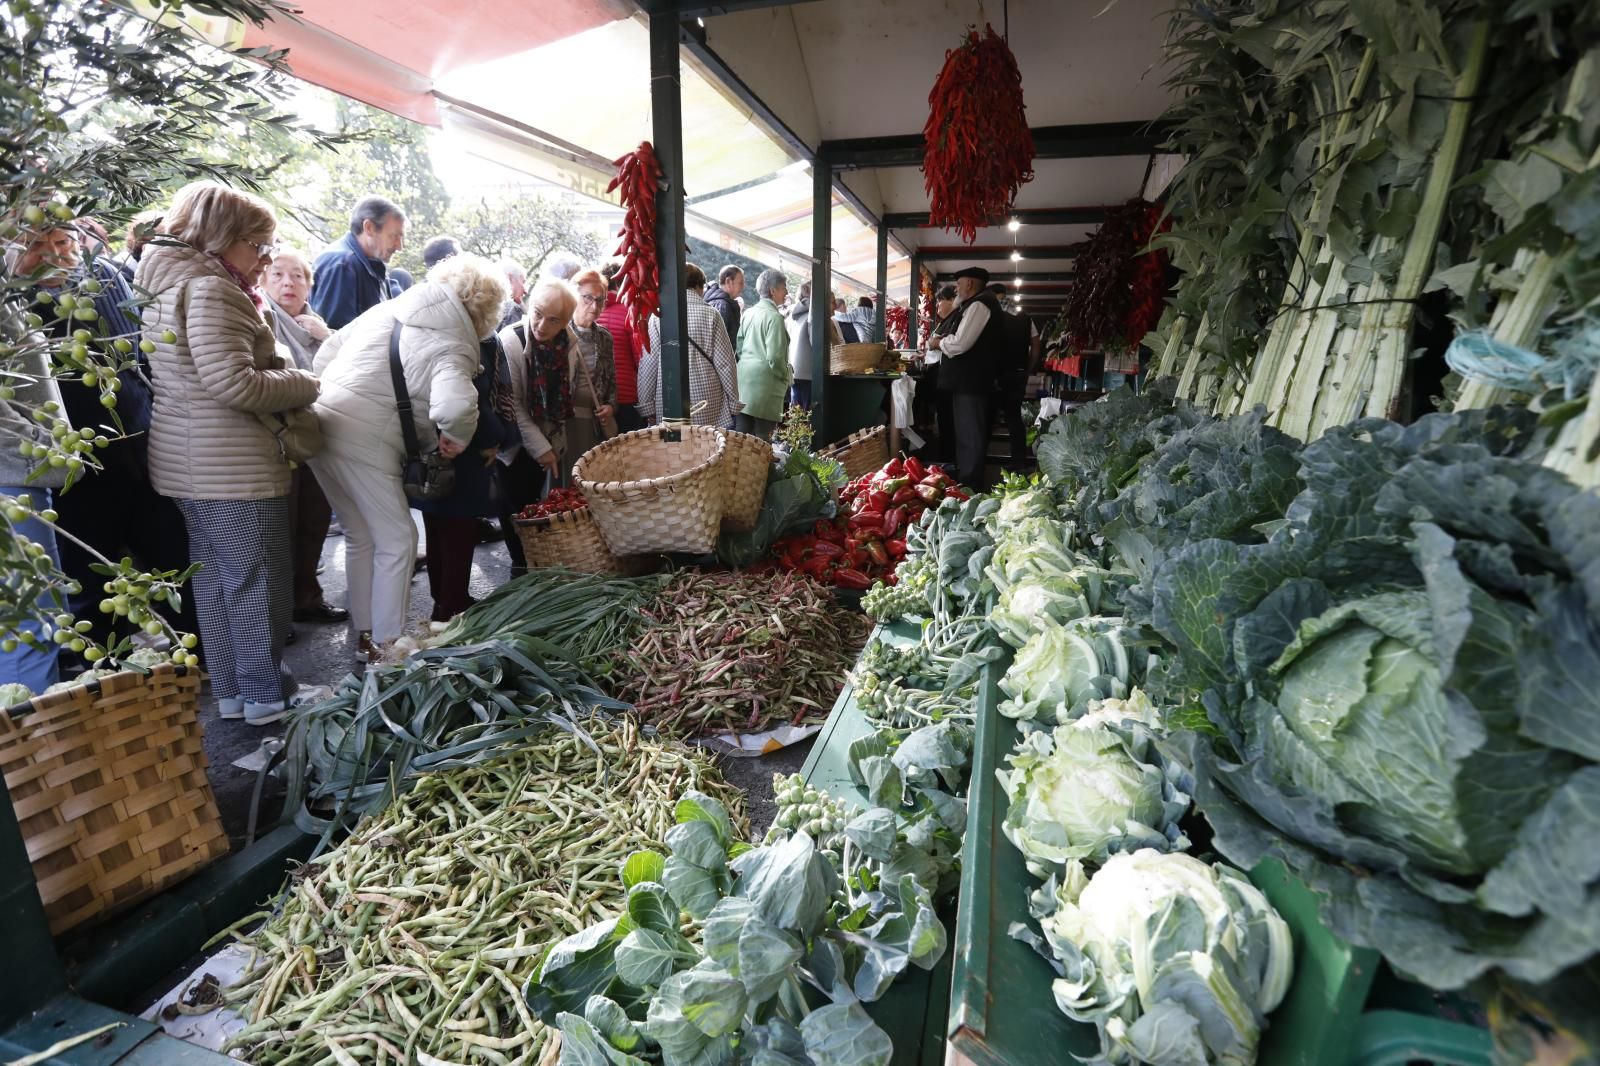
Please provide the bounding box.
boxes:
[755,269,786,300]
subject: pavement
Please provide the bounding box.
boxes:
[200,516,805,848]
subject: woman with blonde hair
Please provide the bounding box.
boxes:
[498,277,577,575]
[311,252,508,665]
[137,180,321,725]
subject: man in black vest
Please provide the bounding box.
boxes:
[989,283,1037,465]
[928,266,1008,490]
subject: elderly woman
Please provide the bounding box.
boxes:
[564,268,617,482]
[498,278,577,576]
[734,269,790,439]
[137,181,321,725]
[311,253,507,665]
[262,248,346,629]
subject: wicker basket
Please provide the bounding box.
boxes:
[514,506,623,574]
[830,342,888,375]
[0,663,228,937]
[820,425,890,480]
[720,431,773,533]
[574,424,728,555]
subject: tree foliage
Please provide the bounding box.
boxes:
[0,0,329,672]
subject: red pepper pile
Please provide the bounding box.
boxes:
[769,457,967,589]
[516,487,587,521]
[918,279,935,349]
[605,142,662,347]
[922,24,1035,245]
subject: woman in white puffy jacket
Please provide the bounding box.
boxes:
[310,253,508,664]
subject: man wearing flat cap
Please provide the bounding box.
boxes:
[927,266,1007,489]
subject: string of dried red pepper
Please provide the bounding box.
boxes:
[1060,198,1167,355]
[605,141,662,347]
[922,24,1035,244]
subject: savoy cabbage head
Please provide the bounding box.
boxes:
[1044,849,1293,1066]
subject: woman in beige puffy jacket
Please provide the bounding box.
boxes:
[310,253,508,663]
[137,182,320,726]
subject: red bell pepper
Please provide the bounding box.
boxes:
[832,568,872,590]
[914,483,944,504]
[863,541,890,568]
[883,506,906,538]
[814,520,846,545]
[799,555,833,579]
[904,456,926,482]
[811,540,844,559]
[842,548,868,569]
[887,538,907,557]
[867,489,892,512]
[890,486,920,507]
[884,457,905,477]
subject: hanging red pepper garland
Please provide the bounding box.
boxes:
[922,24,1035,244]
[605,141,662,349]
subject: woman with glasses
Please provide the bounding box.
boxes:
[136,181,321,725]
[499,278,578,576]
[564,268,618,482]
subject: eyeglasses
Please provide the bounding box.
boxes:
[579,294,605,305]
[252,241,279,260]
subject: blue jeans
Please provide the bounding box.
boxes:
[788,379,812,410]
[1,486,61,694]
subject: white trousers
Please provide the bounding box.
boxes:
[310,453,415,643]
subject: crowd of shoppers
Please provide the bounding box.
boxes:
[7,171,1012,718]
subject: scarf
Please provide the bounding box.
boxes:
[519,325,573,425]
[214,254,266,312]
[265,296,320,371]
[485,339,517,425]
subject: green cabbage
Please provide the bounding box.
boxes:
[997,717,1190,878]
[998,617,1134,724]
[1044,850,1293,1066]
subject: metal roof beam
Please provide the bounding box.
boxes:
[886,205,1111,229]
[822,120,1175,170]
[919,244,1083,261]
[937,270,1074,283]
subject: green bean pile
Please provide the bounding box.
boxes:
[222,719,745,1066]
[607,570,871,737]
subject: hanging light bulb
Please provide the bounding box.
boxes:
[1010,251,1022,262]
[1007,218,1021,232]
[1013,277,1022,287]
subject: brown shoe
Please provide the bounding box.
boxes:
[355,631,382,669]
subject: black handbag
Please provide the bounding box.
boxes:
[387,320,456,502]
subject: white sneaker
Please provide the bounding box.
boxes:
[244,700,287,726]
[217,697,245,720]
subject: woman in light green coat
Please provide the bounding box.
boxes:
[734,269,790,439]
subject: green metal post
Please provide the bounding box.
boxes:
[907,255,921,348]
[0,776,67,1029]
[649,11,689,420]
[810,148,834,444]
[874,223,888,342]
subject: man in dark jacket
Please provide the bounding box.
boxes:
[703,265,744,346]
[310,196,407,330]
[928,266,1008,490]
[989,283,1036,464]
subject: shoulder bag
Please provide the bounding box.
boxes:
[387,319,456,501]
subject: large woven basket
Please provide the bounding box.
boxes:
[0,663,228,937]
[574,424,728,555]
[820,424,889,480]
[830,342,888,375]
[515,506,622,574]
[720,431,773,533]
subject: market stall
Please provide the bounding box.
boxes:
[3,0,1598,1064]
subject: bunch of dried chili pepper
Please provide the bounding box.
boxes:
[1060,197,1159,355]
[605,141,662,346]
[922,24,1035,244]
